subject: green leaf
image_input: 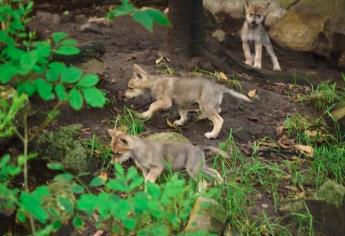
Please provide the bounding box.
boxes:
[106,179,127,192]
[33,41,51,60]
[47,163,64,171]
[19,186,50,223]
[71,184,84,194]
[60,39,78,46]
[34,78,54,101]
[132,10,154,32]
[82,88,106,108]
[57,196,74,214]
[77,74,99,88]
[144,9,170,26]
[69,89,83,110]
[54,173,74,182]
[20,51,37,74]
[17,81,36,96]
[107,3,135,18]
[122,218,136,230]
[61,67,82,84]
[0,155,10,168]
[52,32,68,44]
[46,62,66,82]
[55,84,68,101]
[56,45,80,56]
[76,194,98,215]
[89,176,105,187]
[0,63,17,83]
[72,216,84,229]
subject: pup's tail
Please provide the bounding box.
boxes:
[202,146,230,159]
[224,89,251,102]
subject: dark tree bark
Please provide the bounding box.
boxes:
[168,0,205,57]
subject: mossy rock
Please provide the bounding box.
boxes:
[145,132,191,144]
[43,180,76,224]
[35,124,90,172]
[315,180,345,208]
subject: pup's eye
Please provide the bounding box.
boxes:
[257,14,262,18]
[250,13,254,17]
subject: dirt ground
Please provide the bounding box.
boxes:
[29,5,342,151]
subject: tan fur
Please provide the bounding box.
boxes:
[124,64,251,139]
[241,0,281,71]
[107,128,229,183]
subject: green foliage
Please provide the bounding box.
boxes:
[0,1,106,110]
[107,0,170,32]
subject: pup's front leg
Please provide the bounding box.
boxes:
[242,41,253,66]
[140,99,172,120]
[145,167,164,183]
[253,42,262,69]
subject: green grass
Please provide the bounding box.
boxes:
[114,107,145,135]
[311,143,345,187]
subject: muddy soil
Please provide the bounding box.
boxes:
[29,5,342,149]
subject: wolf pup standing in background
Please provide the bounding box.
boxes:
[241,0,281,71]
[124,64,251,139]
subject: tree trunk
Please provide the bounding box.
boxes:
[168,0,205,57]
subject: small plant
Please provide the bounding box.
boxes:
[107,0,170,32]
[155,57,175,75]
[193,68,242,90]
[114,107,145,135]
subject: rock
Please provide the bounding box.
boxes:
[212,29,226,42]
[269,11,332,56]
[145,132,191,143]
[43,180,76,224]
[34,124,90,173]
[203,0,244,19]
[35,11,61,24]
[315,180,345,208]
[80,22,103,34]
[338,51,345,68]
[184,197,228,234]
[78,59,105,75]
[75,14,87,24]
[280,181,345,235]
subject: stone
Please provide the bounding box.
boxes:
[145,132,191,143]
[80,22,103,34]
[35,11,61,24]
[78,59,105,75]
[75,14,87,23]
[203,0,244,19]
[184,197,228,234]
[315,180,345,208]
[269,11,332,56]
[212,29,226,42]
[43,180,76,224]
[34,124,90,173]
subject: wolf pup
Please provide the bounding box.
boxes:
[124,64,251,139]
[240,0,281,71]
[108,128,229,183]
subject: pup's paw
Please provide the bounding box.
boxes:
[173,119,184,126]
[273,65,281,71]
[244,59,253,66]
[139,111,152,120]
[253,63,262,70]
[204,132,218,139]
[166,119,177,128]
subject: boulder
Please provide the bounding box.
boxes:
[34,124,90,173]
[145,132,191,143]
[184,197,228,234]
[269,0,345,56]
[280,180,345,235]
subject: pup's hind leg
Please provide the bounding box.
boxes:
[265,43,281,71]
[201,106,224,139]
[203,167,224,184]
[140,98,172,120]
[173,107,190,126]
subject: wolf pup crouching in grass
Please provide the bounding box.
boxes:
[124,64,251,139]
[241,0,281,71]
[108,128,229,183]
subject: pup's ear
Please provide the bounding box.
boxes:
[133,64,147,76]
[245,0,251,9]
[264,1,271,10]
[108,128,115,137]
